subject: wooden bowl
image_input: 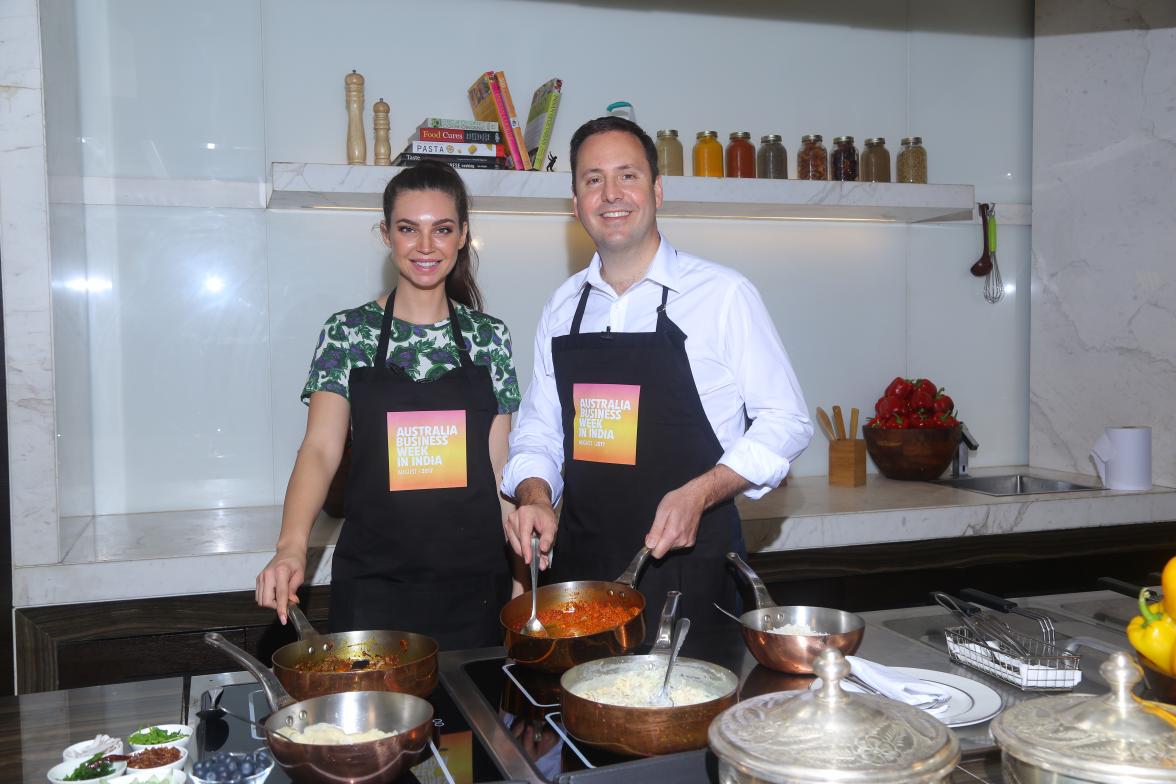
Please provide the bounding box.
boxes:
[862,425,962,480]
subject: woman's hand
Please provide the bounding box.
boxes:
[256,548,307,624]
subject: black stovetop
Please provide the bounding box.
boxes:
[437,629,762,784]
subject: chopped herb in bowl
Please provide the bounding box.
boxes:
[61,753,116,781]
[128,726,187,745]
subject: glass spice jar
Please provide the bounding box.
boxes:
[693,130,723,177]
[831,135,859,181]
[897,136,927,183]
[655,129,684,176]
[726,132,756,178]
[757,134,787,179]
[796,134,827,180]
[860,137,891,182]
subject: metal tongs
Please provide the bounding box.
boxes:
[932,592,1031,659]
[960,588,1055,647]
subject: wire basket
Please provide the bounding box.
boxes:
[945,624,1082,691]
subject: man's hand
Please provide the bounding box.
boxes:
[505,478,557,570]
[645,465,752,558]
[645,484,707,558]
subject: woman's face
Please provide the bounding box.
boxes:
[382,189,468,295]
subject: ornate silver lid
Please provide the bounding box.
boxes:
[991,651,1176,782]
[708,648,960,783]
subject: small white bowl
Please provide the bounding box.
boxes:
[127,724,192,752]
[63,735,123,761]
[125,745,188,773]
[107,770,187,784]
[47,757,126,784]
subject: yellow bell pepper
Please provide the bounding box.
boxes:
[1127,556,1176,677]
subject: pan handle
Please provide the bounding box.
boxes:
[726,552,775,610]
[651,591,681,654]
[205,632,297,712]
[614,546,652,588]
[286,603,319,640]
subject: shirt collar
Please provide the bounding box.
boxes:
[584,234,682,296]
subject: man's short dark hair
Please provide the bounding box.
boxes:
[569,116,660,189]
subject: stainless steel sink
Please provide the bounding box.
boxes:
[930,473,1099,496]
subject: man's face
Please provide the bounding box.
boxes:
[572,131,663,258]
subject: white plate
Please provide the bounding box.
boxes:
[814,667,1003,727]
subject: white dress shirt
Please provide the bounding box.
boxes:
[502,235,813,503]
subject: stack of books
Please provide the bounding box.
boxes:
[392,118,511,170]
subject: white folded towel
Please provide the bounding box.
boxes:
[845,656,954,715]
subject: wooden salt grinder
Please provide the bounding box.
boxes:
[373,98,391,165]
[345,70,366,164]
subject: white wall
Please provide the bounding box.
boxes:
[1030,1,1176,486]
[44,0,1035,521]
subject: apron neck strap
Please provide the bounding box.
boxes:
[570,283,671,336]
[376,288,474,369]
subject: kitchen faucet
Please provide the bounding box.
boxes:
[952,423,979,477]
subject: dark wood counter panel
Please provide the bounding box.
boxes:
[16,521,1173,692]
[0,676,180,782]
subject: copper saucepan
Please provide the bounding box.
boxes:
[724,552,864,674]
[559,591,739,757]
[500,546,651,672]
[271,604,438,700]
[205,632,434,784]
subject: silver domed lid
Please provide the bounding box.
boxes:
[991,651,1176,783]
[708,648,960,783]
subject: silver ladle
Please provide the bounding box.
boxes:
[521,533,547,637]
[650,617,690,707]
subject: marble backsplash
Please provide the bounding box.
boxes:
[1030,1,1176,487]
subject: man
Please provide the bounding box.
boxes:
[501,116,812,636]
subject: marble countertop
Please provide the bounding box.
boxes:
[17,465,1174,607]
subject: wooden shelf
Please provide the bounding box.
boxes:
[270,163,978,223]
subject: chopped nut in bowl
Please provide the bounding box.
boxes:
[126,745,186,772]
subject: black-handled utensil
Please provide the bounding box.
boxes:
[928,591,981,616]
[959,588,1017,612]
[1097,576,1160,603]
[961,588,1055,646]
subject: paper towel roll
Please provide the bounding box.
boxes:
[1091,426,1151,490]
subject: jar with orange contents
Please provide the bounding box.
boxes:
[692,131,723,177]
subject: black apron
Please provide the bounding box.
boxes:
[329,290,510,648]
[548,281,744,642]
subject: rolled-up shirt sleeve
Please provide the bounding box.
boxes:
[717,278,813,499]
[501,301,566,503]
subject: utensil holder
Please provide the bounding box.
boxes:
[828,440,866,487]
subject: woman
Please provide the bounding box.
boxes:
[256,161,521,648]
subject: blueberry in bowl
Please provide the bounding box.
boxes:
[190,748,274,784]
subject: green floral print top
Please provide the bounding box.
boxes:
[302,301,521,415]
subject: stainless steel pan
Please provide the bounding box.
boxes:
[500,546,650,672]
[271,604,438,700]
[559,591,739,756]
[725,552,864,674]
[205,632,434,783]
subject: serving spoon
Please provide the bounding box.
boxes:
[650,617,690,707]
[522,533,547,637]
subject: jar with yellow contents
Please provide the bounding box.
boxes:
[692,131,723,177]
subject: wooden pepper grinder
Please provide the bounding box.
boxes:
[345,70,366,165]
[373,98,391,166]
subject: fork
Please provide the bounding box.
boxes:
[846,674,951,711]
